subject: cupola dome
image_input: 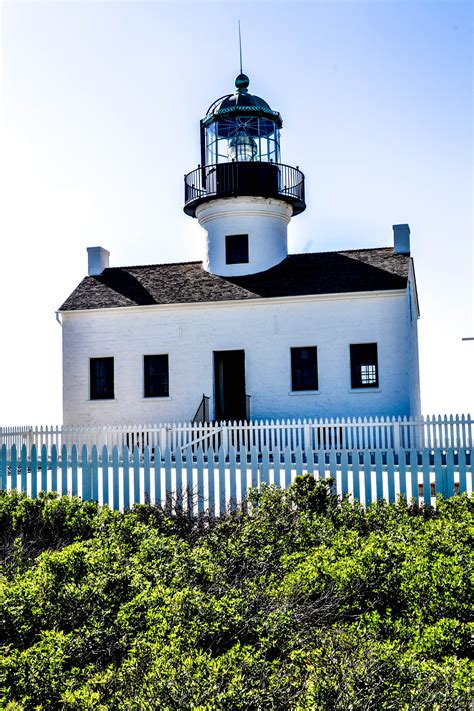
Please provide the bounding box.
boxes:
[204,74,283,131]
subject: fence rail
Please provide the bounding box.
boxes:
[0,443,472,514]
[1,414,472,457]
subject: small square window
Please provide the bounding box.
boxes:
[90,357,114,400]
[291,347,318,391]
[144,355,169,398]
[350,343,379,388]
[226,234,249,264]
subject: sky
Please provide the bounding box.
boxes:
[0,0,472,424]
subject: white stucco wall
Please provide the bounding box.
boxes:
[61,289,420,425]
[196,196,292,276]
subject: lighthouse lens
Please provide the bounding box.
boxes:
[228,130,258,161]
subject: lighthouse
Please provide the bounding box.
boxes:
[184,73,306,276]
[60,69,420,426]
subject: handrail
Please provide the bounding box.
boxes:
[245,394,251,422]
[192,394,210,424]
[184,161,306,216]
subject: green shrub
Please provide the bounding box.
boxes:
[0,483,472,709]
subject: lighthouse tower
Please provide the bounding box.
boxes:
[184,73,306,276]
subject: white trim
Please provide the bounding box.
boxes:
[408,258,421,319]
[60,289,407,318]
[87,398,117,403]
[348,388,381,394]
[289,390,320,396]
[141,397,173,402]
[195,196,292,224]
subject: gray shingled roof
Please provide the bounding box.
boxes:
[59,248,410,312]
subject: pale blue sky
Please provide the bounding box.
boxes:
[0,0,472,423]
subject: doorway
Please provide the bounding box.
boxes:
[213,350,246,421]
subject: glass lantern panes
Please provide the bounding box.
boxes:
[205,116,280,165]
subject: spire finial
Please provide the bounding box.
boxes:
[235,21,249,93]
[238,20,243,74]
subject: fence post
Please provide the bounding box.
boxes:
[303,421,311,450]
[221,425,229,456]
[434,449,444,499]
[160,427,167,452]
[393,419,401,450]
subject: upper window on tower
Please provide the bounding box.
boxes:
[226,234,249,264]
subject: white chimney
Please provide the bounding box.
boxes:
[393,224,410,255]
[87,246,110,275]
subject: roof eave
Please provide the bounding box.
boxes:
[58,288,407,316]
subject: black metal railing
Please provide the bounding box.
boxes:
[184,161,305,216]
[192,394,210,424]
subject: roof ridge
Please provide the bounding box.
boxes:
[102,260,203,271]
[288,247,393,257]
[96,249,396,274]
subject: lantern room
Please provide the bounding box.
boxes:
[202,73,281,165]
[184,74,306,217]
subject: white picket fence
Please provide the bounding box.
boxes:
[0,443,472,514]
[0,414,473,456]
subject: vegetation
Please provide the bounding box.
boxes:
[0,479,472,710]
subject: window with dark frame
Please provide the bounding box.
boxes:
[225,234,249,264]
[350,343,379,388]
[144,354,169,398]
[291,347,318,391]
[90,357,114,400]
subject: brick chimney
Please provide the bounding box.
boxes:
[393,224,410,255]
[87,246,110,276]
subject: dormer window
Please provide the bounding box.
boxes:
[226,234,249,264]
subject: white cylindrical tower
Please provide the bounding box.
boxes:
[196,196,292,276]
[184,73,306,276]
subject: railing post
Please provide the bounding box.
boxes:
[28,428,35,453]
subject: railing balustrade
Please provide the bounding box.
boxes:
[184,161,306,216]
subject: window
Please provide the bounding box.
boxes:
[90,357,114,400]
[226,234,249,264]
[144,354,169,398]
[350,343,379,388]
[291,347,318,391]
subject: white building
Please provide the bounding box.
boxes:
[59,73,421,426]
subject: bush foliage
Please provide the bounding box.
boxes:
[0,478,472,709]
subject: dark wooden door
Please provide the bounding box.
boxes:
[213,350,246,421]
